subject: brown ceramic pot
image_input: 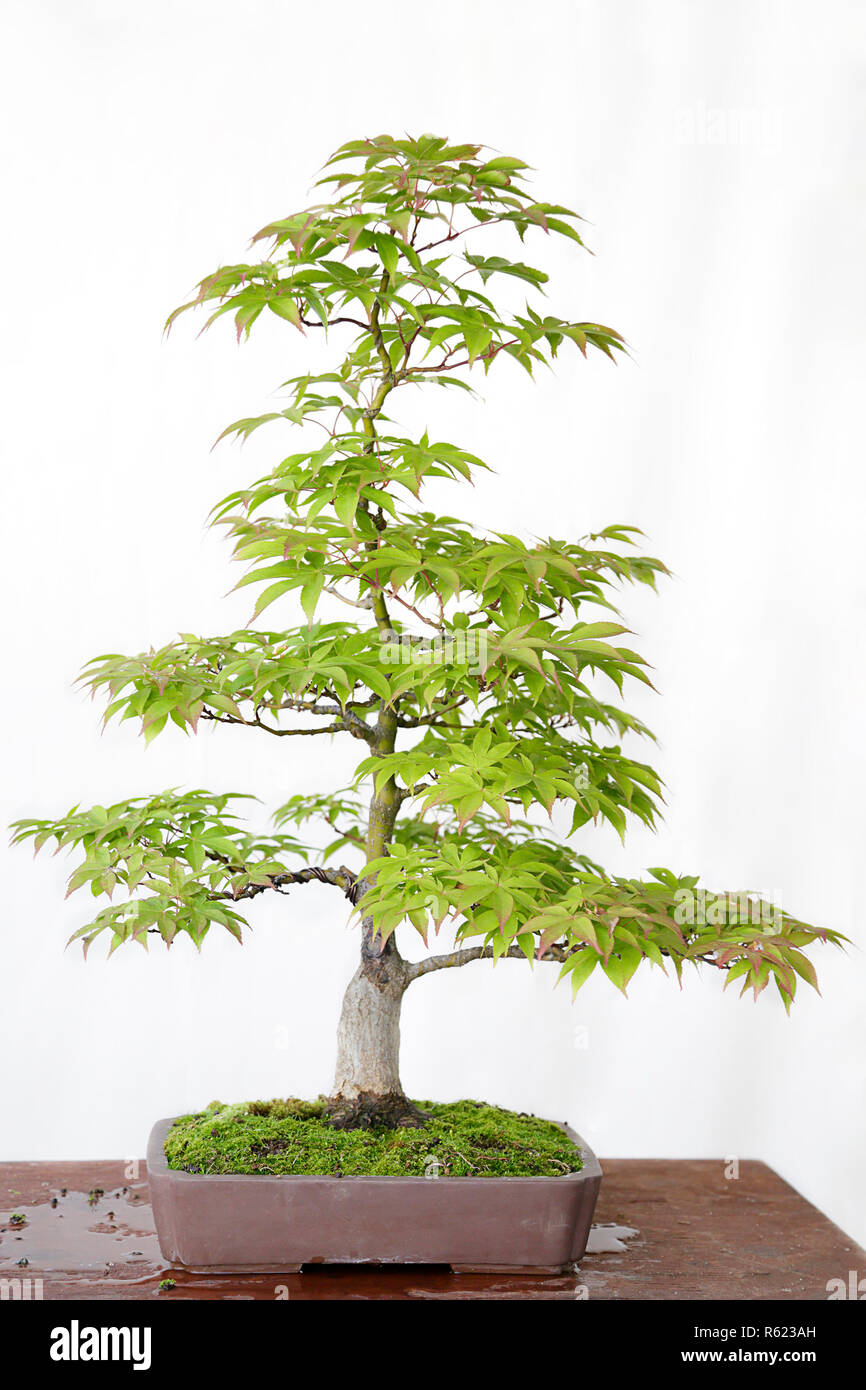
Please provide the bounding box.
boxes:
[148,1116,602,1274]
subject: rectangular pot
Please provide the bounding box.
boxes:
[147,1116,602,1274]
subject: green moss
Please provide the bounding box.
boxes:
[164,1099,581,1178]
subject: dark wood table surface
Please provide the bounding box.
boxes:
[2,1157,863,1300]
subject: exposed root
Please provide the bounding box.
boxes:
[322,1090,430,1131]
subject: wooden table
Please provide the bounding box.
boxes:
[2,1157,863,1300]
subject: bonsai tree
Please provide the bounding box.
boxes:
[13,134,841,1130]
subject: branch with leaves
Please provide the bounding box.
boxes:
[11,792,357,955]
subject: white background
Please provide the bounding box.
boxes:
[2,0,864,1250]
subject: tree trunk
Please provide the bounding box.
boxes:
[323,627,429,1129]
[324,949,427,1129]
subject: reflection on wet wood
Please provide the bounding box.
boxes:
[2,1158,863,1300]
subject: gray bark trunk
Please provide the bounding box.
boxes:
[331,960,408,1098]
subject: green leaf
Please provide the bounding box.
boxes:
[301,572,325,622]
[374,233,400,279]
[268,296,302,328]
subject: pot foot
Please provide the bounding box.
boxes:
[180,1263,303,1274]
[450,1262,573,1275]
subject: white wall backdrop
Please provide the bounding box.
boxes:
[2,0,864,1248]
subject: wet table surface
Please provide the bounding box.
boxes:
[1,1158,863,1300]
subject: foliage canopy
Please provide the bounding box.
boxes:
[13,134,840,1010]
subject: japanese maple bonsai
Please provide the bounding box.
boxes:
[14,133,839,1147]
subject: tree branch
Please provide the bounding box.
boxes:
[395,698,467,728]
[404,941,575,981]
[395,781,433,804]
[299,314,368,331]
[322,583,375,610]
[213,864,361,904]
[200,707,375,743]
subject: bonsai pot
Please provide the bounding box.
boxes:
[147,1117,602,1274]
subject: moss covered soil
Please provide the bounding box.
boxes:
[164,1099,582,1178]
